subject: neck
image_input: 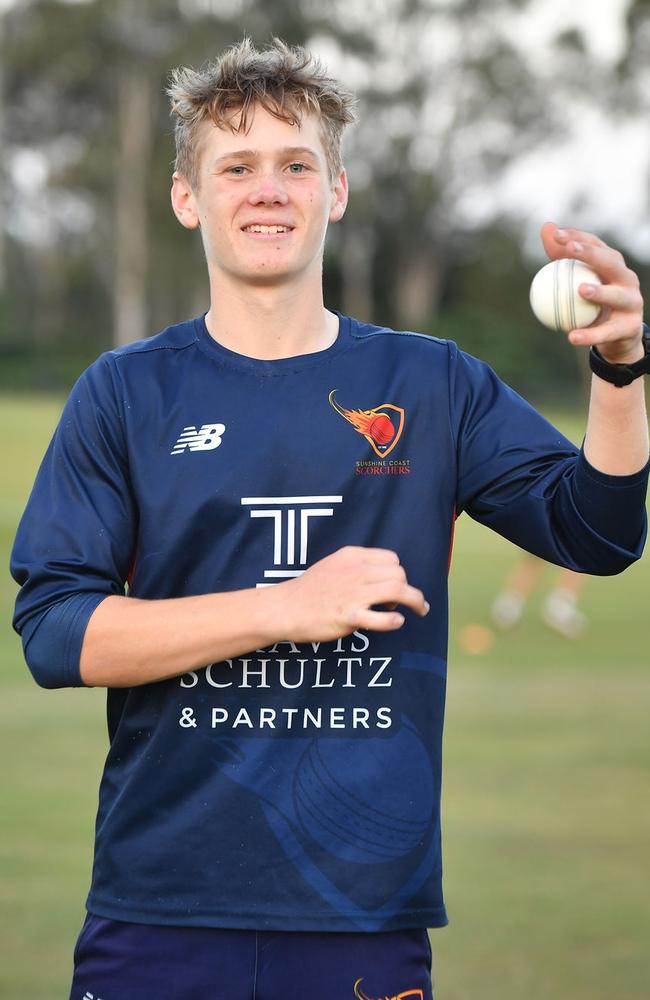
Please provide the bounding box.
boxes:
[204,270,338,361]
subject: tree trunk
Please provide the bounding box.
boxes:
[33,246,66,348]
[113,62,152,347]
[0,11,6,296]
[394,247,443,332]
[340,224,373,323]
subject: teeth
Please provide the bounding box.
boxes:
[244,225,291,234]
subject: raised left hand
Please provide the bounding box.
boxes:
[541,222,645,364]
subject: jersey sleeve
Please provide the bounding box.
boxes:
[10,354,137,688]
[448,342,648,573]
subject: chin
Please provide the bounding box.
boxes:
[242,267,298,287]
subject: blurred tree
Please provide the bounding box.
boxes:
[114,58,153,347]
[111,0,156,347]
[614,0,650,336]
[436,220,585,401]
[4,0,242,349]
[1,0,629,398]
[338,0,609,332]
[616,0,650,194]
[0,5,6,296]
[3,0,377,353]
[615,0,650,107]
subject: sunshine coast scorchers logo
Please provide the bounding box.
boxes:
[329,390,404,457]
[329,390,410,476]
[353,978,424,1000]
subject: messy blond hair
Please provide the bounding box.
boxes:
[167,37,358,189]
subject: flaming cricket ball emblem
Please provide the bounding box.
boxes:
[353,979,424,1000]
[329,390,405,458]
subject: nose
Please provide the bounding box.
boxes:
[248,170,289,206]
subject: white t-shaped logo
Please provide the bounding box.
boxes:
[241,495,343,587]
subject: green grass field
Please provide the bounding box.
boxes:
[1,394,648,999]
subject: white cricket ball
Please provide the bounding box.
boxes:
[529,258,602,332]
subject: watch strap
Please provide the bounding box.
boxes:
[589,324,650,387]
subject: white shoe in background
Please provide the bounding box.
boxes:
[541,588,587,639]
[490,591,525,630]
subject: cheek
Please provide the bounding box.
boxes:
[201,184,242,222]
[201,199,238,237]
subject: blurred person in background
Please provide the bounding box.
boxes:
[491,552,589,638]
[10,37,650,1000]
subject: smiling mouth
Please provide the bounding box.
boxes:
[242,224,294,235]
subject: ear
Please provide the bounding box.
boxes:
[329,168,348,223]
[171,171,200,230]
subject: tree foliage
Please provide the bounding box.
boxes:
[1,0,643,400]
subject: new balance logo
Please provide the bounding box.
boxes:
[171,423,226,455]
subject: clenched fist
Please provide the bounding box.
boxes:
[271,546,429,644]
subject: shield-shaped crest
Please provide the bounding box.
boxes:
[329,391,406,458]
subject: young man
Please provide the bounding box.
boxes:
[11,37,649,1000]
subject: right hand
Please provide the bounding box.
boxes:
[271,546,429,644]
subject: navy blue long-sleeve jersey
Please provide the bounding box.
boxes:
[11,313,648,931]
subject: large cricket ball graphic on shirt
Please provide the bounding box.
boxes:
[203,709,439,928]
[293,727,433,864]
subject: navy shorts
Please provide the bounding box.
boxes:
[70,913,434,999]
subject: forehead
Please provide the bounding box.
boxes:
[202,104,327,160]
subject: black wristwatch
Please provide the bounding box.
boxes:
[589,323,650,387]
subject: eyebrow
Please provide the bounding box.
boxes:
[212,146,321,167]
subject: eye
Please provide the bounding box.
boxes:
[288,162,309,173]
[226,165,247,176]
